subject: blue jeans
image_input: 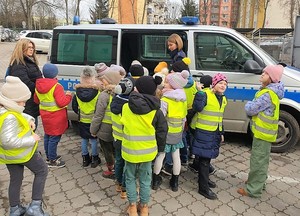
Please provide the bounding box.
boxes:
[44,134,62,161]
[114,140,125,188]
[124,161,152,205]
[81,138,98,156]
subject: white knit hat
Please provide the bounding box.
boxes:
[1,76,31,102]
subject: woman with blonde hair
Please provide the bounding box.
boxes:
[8,38,43,125]
[167,33,186,63]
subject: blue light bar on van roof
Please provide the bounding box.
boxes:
[181,16,199,25]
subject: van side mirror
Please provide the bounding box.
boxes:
[244,60,262,74]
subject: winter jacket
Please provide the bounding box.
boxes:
[72,83,99,139]
[127,91,168,152]
[245,82,284,117]
[192,90,226,159]
[90,86,115,142]
[10,56,43,118]
[169,49,186,63]
[34,78,72,136]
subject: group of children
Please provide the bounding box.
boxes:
[0,33,284,216]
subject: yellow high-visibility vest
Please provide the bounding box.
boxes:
[184,82,197,110]
[252,89,280,142]
[102,95,112,124]
[35,84,65,112]
[195,90,227,131]
[76,91,100,123]
[111,112,123,141]
[0,111,38,164]
[161,96,187,144]
[120,103,157,163]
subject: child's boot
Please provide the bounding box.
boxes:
[82,154,91,167]
[102,164,115,179]
[25,200,49,216]
[91,155,101,168]
[10,204,26,216]
[138,203,149,216]
[169,174,179,192]
[151,173,162,190]
[126,203,138,216]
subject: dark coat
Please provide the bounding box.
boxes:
[72,83,99,139]
[192,91,225,159]
[10,56,42,118]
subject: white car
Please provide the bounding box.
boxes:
[20,30,52,53]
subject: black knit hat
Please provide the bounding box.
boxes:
[135,76,162,95]
[171,60,189,72]
[129,64,144,77]
[200,75,212,88]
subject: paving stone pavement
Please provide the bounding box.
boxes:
[1,41,300,216]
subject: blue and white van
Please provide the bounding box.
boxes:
[48,22,300,153]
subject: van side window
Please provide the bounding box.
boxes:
[142,35,169,58]
[58,34,85,63]
[195,33,254,72]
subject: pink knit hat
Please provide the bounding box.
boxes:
[212,73,228,87]
[166,70,189,89]
[94,63,110,77]
[263,65,283,83]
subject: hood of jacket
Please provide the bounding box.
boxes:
[75,83,99,102]
[265,82,284,100]
[35,78,58,94]
[111,95,129,115]
[128,91,160,114]
[162,89,186,101]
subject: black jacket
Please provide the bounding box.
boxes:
[128,92,168,152]
[10,56,42,118]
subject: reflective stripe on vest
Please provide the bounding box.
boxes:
[76,91,100,123]
[184,82,197,110]
[0,111,38,164]
[102,95,112,124]
[120,103,157,163]
[111,113,123,141]
[35,84,65,112]
[161,96,187,144]
[195,90,227,131]
[251,89,280,142]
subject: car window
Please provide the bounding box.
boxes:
[142,35,169,58]
[194,32,254,72]
[42,32,52,39]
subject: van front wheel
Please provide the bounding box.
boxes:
[271,110,300,153]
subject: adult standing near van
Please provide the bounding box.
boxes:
[8,38,43,126]
[167,33,186,64]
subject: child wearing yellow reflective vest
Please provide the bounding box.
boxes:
[238,65,284,198]
[110,77,136,199]
[72,67,101,168]
[90,68,125,178]
[192,73,228,200]
[152,70,189,192]
[0,76,49,216]
[121,76,168,216]
[34,63,72,168]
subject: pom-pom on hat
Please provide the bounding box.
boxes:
[80,67,96,84]
[154,62,168,73]
[171,57,191,72]
[101,69,124,85]
[136,76,162,95]
[42,63,58,78]
[212,73,228,87]
[263,65,284,83]
[94,63,110,77]
[0,76,31,102]
[166,70,189,89]
[200,75,212,88]
[114,77,135,95]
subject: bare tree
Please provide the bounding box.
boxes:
[280,0,300,28]
[199,0,211,25]
[64,0,69,25]
[129,0,137,23]
[166,0,181,24]
[261,0,270,28]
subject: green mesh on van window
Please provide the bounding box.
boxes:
[57,34,85,63]
[142,35,169,58]
[87,35,112,62]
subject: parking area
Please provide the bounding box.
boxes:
[0,41,300,216]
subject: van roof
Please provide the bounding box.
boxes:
[53,24,238,34]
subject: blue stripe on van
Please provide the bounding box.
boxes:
[58,78,80,91]
[225,87,300,103]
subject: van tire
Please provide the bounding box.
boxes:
[271,110,300,153]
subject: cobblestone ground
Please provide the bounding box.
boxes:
[0,41,300,216]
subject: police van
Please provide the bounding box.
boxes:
[48,20,300,153]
